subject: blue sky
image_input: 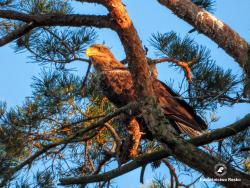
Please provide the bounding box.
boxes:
[0,0,250,187]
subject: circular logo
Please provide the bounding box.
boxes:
[214,163,227,177]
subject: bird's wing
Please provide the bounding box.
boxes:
[153,79,207,134]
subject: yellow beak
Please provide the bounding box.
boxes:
[85,48,92,57]
[86,47,99,57]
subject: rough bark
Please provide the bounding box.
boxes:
[0,10,113,46]
[60,114,250,186]
[91,1,250,187]
[144,103,250,188]
[157,0,250,96]
[157,0,250,77]
[102,0,154,98]
[190,114,250,146]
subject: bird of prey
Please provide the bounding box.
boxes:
[85,44,207,138]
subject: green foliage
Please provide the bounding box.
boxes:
[191,60,238,110]
[150,31,240,112]
[192,0,215,12]
[19,0,72,15]
[148,174,169,188]
[150,32,211,65]
[16,27,97,68]
[36,171,55,188]
[0,68,117,186]
[0,0,248,187]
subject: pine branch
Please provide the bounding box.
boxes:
[157,0,250,94]
[189,114,250,146]
[0,10,113,46]
[0,22,36,46]
[150,57,194,82]
[0,102,138,187]
[59,114,250,186]
[59,149,168,185]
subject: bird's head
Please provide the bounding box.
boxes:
[86,44,124,71]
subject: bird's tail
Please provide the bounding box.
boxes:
[175,122,213,153]
[175,122,205,138]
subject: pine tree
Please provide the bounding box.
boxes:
[0,0,250,187]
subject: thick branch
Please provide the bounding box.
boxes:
[60,114,250,186]
[0,102,138,187]
[190,114,250,146]
[0,22,35,46]
[157,0,250,80]
[0,10,35,22]
[0,10,113,46]
[93,1,250,187]
[103,0,154,98]
[146,102,250,188]
[59,150,168,185]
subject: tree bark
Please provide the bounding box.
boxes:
[157,0,250,76]
[157,0,250,96]
[144,103,250,188]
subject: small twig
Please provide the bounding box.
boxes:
[93,153,112,175]
[163,159,179,188]
[105,123,121,147]
[185,175,202,188]
[150,57,194,82]
[140,164,147,184]
[84,141,96,172]
[240,147,250,152]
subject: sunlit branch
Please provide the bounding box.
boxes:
[150,57,195,82]
[60,114,250,185]
[104,123,121,147]
[0,102,138,187]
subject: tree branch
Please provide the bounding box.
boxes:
[0,22,36,46]
[150,57,194,82]
[157,0,250,88]
[75,0,106,6]
[102,0,154,98]
[59,149,168,185]
[189,114,250,146]
[0,10,113,46]
[146,102,250,188]
[0,102,138,187]
[59,114,250,186]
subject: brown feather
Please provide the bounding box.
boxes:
[86,44,207,137]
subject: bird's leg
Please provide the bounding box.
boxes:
[117,116,142,165]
